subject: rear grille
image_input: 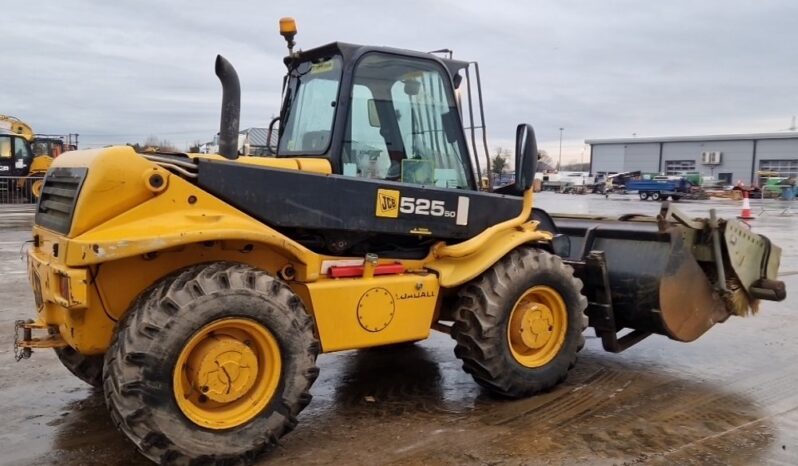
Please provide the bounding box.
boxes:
[34,167,88,235]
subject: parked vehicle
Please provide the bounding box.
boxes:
[626,177,693,201]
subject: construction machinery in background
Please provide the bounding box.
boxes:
[0,115,35,177]
[0,115,77,199]
[16,18,785,465]
[32,133,79,158]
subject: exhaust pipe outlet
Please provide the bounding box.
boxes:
[215,55,240,160]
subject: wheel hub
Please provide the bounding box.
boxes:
[173,318,282,430]
[506,285,568,368]
[516,303,555,350]
[187,336,258,403]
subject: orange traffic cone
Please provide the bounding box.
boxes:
[738,190,754,220]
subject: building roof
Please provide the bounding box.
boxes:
[585,132,798,145]
[240,127,278,147]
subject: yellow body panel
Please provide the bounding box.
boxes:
[300,273,440,352]
[53,147,167,237]
[28,146,544,356]
[29,155,53,175]
[428,190,551,287]
[0,114,34,141]
[427,223,550,287]
[27,246,114,354]
[193,153,331,174]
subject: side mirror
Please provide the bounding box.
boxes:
[514,124,538,192]
[441,110,459,144]
[367,99,380,127]
[453,73,463,89]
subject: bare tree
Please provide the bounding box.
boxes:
[537,149,555,171]
[561,162,590,172]
[140,136,178,152]
[491,147,511,176]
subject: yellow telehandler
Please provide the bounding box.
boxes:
[16,18,785,465]
[0,115,67,198]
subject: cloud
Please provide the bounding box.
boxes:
[5,0,797,162]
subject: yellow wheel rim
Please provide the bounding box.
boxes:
[31,179,43,198]
[506,285,567,368]
[173,317,281,430]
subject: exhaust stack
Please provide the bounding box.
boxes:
[215,55,240,160]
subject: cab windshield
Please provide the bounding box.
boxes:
[0,135,32,161]
[278,55,343,155]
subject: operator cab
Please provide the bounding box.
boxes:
[273,42,477,191]
[0,134,34,177]
[195,19,540,257]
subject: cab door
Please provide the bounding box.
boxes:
[1,135,33,177]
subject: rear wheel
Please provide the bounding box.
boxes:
[639,192,649,200]
[451,248,587,398]
[650,192,661,201]
[53,346,104,388]
[103,262,319,465]
[49,327,103,388]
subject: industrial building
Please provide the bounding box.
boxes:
[586,132,798,185]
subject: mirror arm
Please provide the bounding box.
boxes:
[266,116,280,155]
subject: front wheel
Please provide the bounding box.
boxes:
[103,262,319,465]
[451,248,587,398]
[31,178,44,199]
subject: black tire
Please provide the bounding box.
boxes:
[650,192,661,201]
[103,262,320,465]
[639,192,649,200]
[53,345,104,388]
[451,248,587,398]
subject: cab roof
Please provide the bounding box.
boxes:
[285,42,470,78]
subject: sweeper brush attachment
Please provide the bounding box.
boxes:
[546,202,783,350]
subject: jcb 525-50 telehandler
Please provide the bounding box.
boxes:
[16,18,785,465]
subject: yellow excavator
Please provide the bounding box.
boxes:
[15,18,785,465]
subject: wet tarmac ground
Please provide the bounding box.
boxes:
[0,192,796,465]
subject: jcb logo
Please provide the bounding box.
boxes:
[375,189,400,218]
[380,194,396,211]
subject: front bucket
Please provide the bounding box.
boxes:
[657,227,729,341]
[541,204,784,345]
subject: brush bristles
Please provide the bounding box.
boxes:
[725,277,759,317]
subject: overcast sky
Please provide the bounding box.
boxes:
[5,0,798,163]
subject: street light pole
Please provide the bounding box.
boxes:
[558,127,564,171]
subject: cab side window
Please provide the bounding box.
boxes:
[0,136,11,159]
[342,84,390,178]
[14,137,32,161]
